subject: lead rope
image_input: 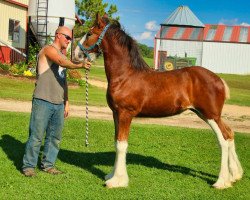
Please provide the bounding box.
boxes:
[85,69,89,147]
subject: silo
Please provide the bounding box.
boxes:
[27,0,75,47]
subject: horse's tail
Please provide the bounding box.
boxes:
[221,78,230,100]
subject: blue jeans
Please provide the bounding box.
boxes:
[23,98,64,170]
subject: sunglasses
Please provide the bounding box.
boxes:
[57,33,72,41]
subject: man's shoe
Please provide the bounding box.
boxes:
[42,168,63,175]
[22,168,36,177]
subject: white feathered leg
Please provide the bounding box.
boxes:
[207,120,232,189]
[105,141,129,188]
[228,140,243,182]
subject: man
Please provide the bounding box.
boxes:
[22,26,91,177]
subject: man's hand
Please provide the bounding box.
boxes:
[64,101,69,118]
[83,59,92,70]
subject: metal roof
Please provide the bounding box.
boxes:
[156,24,250,43]
[204,24,250,43]
[162,5,205,28]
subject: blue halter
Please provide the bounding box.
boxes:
[78,24,111,61]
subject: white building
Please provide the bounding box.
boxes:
[154,6,250,74]
[0,0,28,63]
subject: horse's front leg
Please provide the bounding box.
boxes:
[104,112,118,181]
[105,111,132,188]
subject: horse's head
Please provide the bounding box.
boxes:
[74,13,110,62]
[74,34,88,61]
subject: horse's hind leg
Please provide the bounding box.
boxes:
[215,119,243,183]
[207,119,231,188]
[207,118,243,189]
[222,122,243,182]
[228,140,243,182]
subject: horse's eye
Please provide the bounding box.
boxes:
[86,32,91,39]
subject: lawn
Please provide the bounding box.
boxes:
[0,111,249,199]
[218,73,250,106]
[0,75,107,106]
[1,66,250,107]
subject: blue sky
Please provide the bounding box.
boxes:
[103,0,250,47]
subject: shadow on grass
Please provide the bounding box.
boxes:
[0,134,216,185]
[0,134,24,170]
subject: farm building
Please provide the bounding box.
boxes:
[0,0,28,64]
[154,6,250,74]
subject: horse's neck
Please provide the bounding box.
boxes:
[102,39,131,82]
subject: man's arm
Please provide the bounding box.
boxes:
[64,73,69,118]
[44,46,91,69]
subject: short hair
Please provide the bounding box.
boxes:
[55,26,71,35]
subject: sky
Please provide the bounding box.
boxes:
[103,0,250,47]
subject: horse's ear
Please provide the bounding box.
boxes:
[103,13,108,19]
[96,12,101,22]
[95,12,106,28]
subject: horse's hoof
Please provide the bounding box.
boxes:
[105,176,129,188]
[230,173,243,183]
[213,180,232,189]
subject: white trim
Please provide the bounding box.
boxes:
[0,38,26,57]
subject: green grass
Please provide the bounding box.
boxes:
[0,76,35,101]
[93,56,105,66]
[218,74,250,106]
[86,65,107,82]
[0,75,107,106]
[143,57,154,67]
[0,111,249,199]
[1,68,250,107]
[68,84,107,106]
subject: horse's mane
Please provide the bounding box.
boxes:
[105,20,151,71]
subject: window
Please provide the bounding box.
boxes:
[8,19,20,42]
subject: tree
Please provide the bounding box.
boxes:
[138,43,154,58]
[75,1,153,59]
[74,0,118,38]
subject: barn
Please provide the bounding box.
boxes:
[154,6,250,74]
[0,0,28,64]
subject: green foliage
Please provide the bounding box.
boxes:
[27,43,40,69]
[74,0,119,38]
[9,62,27,75]
[74,0,154,62]
[138,43,154,58]
[0,61,36,76]
[0,111,249,199]
[0,43,40,76]
[0,62,9,71]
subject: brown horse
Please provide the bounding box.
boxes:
[74,14,243,189]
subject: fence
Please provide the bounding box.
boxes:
[0,46,26,64]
